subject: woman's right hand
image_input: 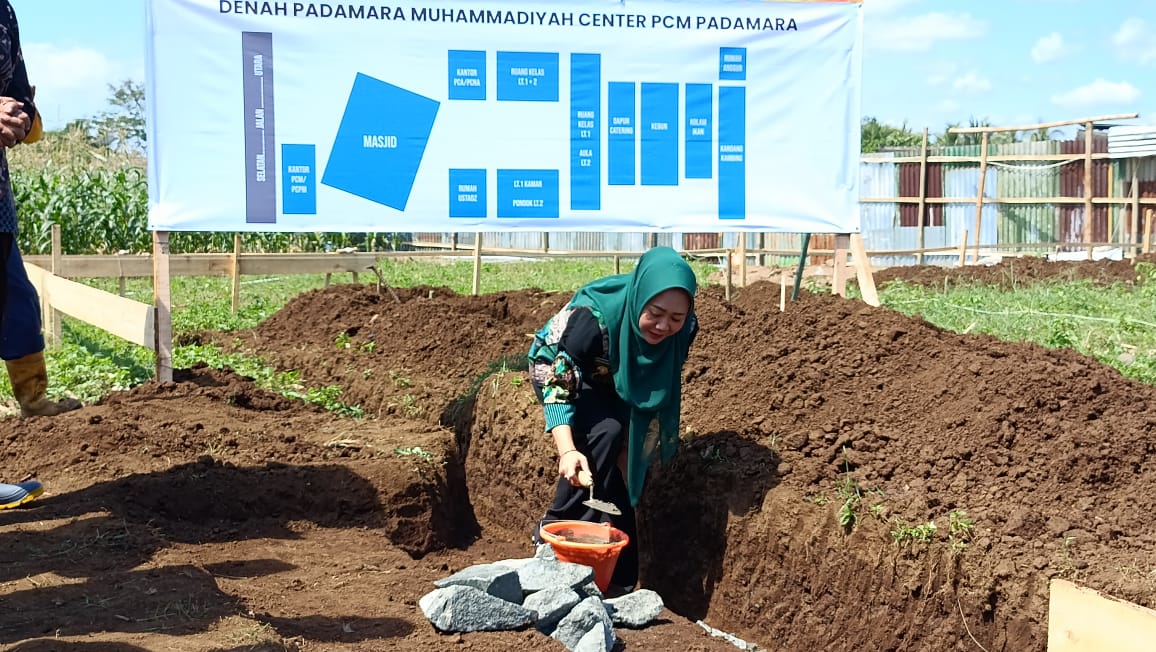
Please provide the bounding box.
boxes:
[558,450,590,486]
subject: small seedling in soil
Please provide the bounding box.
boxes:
[947,510,976,554]
[389,369,413,388]
[335,331,352,349]
[890,519,938,546]
[394,446,437,464]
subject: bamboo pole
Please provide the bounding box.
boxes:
[1083,122,1095,259]
[947,112,1138,134]
[861,196,1156,205]
[472,232,482,296]
[972,132,990,264]
[916,127,929,266]
[230,233,242,314]
[1129,159,1140,260]
[958,228,969,267]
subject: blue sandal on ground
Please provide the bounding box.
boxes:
[0,480,44,509]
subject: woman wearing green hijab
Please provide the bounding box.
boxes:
[527,246,698,593]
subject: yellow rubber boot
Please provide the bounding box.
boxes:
[6,351,81,417]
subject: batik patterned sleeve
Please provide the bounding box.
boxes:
[538,307,604,433]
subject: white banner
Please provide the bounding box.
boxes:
[145,0,862,233]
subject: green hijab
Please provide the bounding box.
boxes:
[567,246,698,506]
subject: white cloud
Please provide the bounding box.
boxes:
[867,12,987,52]
[1111,18,1156,65]
[925,62,958,87]
[19,43,142,130]
[1031,32,1069,64]
[1051,79,1141,108]
[953,72,991,94]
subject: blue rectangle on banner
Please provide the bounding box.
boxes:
[497,169,559,217]
[448,50,486,100]
[570,53,601,210]
[719,47,747,81]
[496,52,559,102]
[282,144,316,214]
[685,83,712,179]
[641,83,678,186]
[449,169,486,217]
[719,86,746,219]
[608,82,636,186]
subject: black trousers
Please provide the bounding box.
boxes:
[0,232,10,325]
[533,379,639,589]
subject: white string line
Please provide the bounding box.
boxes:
[891,299,1156,329]
[986,158,1084,171]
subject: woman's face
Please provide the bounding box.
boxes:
[638,288,691,345]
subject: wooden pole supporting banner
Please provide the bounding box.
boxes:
[541,231,549,254]
[152,231,173,383]
[46,224,63,347]
[848,233,880,307]
[231,233,242,314]
[472,232,483,296]
[1129,158,1140,260]
[916,127,929,266]
[832,234,850,297]
[1083,121,1095,260]
[972,131,989,265]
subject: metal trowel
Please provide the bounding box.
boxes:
[577,470,622,516]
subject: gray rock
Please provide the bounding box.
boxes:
[419,585,535,633]
[535,542,557,561]
[604,589,664,628]
[524,585,582,633]
[433,563,523,604]
[516,558,595,594]
[552,596,614,651]
[574,621,617,652]
[576,580,603,599]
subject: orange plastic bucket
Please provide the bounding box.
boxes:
[538,520,630,592]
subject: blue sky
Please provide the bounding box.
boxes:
[9,0,1156,131]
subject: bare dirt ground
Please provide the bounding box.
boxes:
[3,257,1155,651]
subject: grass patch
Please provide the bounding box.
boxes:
[878,265,1156,385]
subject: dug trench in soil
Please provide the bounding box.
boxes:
[451,279,1156,651]
[10,260,1148,650]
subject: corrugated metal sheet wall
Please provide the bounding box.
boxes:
[408,135,1148,265]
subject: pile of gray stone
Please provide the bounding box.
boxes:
[419,544,665,652]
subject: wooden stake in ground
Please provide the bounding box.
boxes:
[231,233,242,315]
[973,131,990,265]
[472,232,483,296]
[1083,121,1095,260]
[724,250,733,303]
[849,233,880,307]
[958,228,969,267]
[916,127,929,266]
[153,231,173,383]
[46,224,63,346]
[1129,158,1140,260]
[832,234,850,297]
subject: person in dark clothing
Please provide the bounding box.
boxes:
[527,246,699,593]
[1,0,58,510]
[0,1,78,419]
